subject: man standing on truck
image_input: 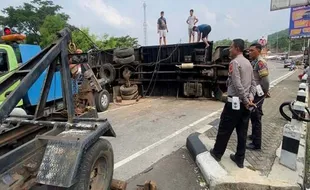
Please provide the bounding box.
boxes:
[209,39,256,168]
[247,43,270,150]
[193,24,212,47]
[157,11,168,45]
[186,9,199,43]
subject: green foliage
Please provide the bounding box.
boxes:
[213,38,253,52]
[267,29,304,52]
[0,0,139,50]
[71,27,139,51]
[71,27,99,52]
[0,0,69,44]
[213,38,232,48]
[39,15,66,47]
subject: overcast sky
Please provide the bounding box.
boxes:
[1,0,290,46]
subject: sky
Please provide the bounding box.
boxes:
[0,0,291,46]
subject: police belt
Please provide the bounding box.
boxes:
[227,96,242,103]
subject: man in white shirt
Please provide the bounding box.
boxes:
[186,9,198,43]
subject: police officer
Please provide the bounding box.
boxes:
[247,43,270,150]
[210,39,256,168]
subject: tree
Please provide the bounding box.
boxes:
[268,29,304,52]
[71,27,139,51]
[39,15,66,47]
[213,38,254,52]
[213,38,232,48]
[0,0,69,44]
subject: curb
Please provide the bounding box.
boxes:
[186,132,207,160]
[186,71,303,190]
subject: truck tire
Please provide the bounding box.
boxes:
[121,90,139,100]
[71,138,114,190]
[203,87,212,98]
[120,84,138,96]
[114,47,134,58]
[114,55,135,65]
[94,89,110,112]
[279,101,292,121]
[99,63,116,82]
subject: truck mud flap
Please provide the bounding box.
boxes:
[36,121,115,187]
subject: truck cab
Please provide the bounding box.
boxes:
[0,27,64,114]
[0,43,23,106]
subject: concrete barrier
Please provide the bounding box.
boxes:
[280,84,307,171]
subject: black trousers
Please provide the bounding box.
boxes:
[212,102,250,164]
[250,95,265,148]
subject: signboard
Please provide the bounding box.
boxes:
[289,6,310,38]
[258,36,268,47]
[271,0,309,11]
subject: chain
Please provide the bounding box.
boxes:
[73,76,79,113]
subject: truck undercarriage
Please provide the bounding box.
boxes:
[86,42,231,101]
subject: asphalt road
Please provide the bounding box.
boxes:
[268,60,293,82]
[99,60,292,189]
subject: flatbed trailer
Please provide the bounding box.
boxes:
[0,28,115,189]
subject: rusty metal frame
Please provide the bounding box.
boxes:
[0,28,116,189]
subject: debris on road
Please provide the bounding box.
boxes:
[136,180,157,190]
[111,179,128,190]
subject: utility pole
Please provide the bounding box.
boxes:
[288,38,291,56]
[276,32,279,53]
[143,1,148,46]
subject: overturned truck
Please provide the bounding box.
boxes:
[87,42,231,100]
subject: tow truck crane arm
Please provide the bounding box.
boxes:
[0,28,116,188]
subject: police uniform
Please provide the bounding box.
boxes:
[249,56,269,149]
[211,54,256,166]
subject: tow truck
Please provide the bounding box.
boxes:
[0,27,110,114]
[0,28,115,189]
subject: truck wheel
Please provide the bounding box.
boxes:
[99,63,116,82]
[120,84,138,96]
[114,55,135,65]
[114,47,134,58]
[95,89,110,112]
[72,138,114,190]
[121,90,139,100]
[203,87,212,98]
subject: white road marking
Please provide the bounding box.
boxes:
[196,125,214,134]
[269,70,296,88]
[114,109,222,170]
[100,98,158,114]
[113,71,296,170]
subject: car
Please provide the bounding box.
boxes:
[283,59,292,68]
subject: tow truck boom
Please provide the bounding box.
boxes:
[0,28,115,189]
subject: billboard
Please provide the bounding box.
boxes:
[258,36,268,47]
[271,0,309,11]
[289,6,310,38]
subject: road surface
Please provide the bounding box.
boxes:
[99,61,294,189]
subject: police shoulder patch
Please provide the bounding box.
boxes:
[229,63,233,73]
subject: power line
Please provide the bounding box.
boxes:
[143,1,148,46]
